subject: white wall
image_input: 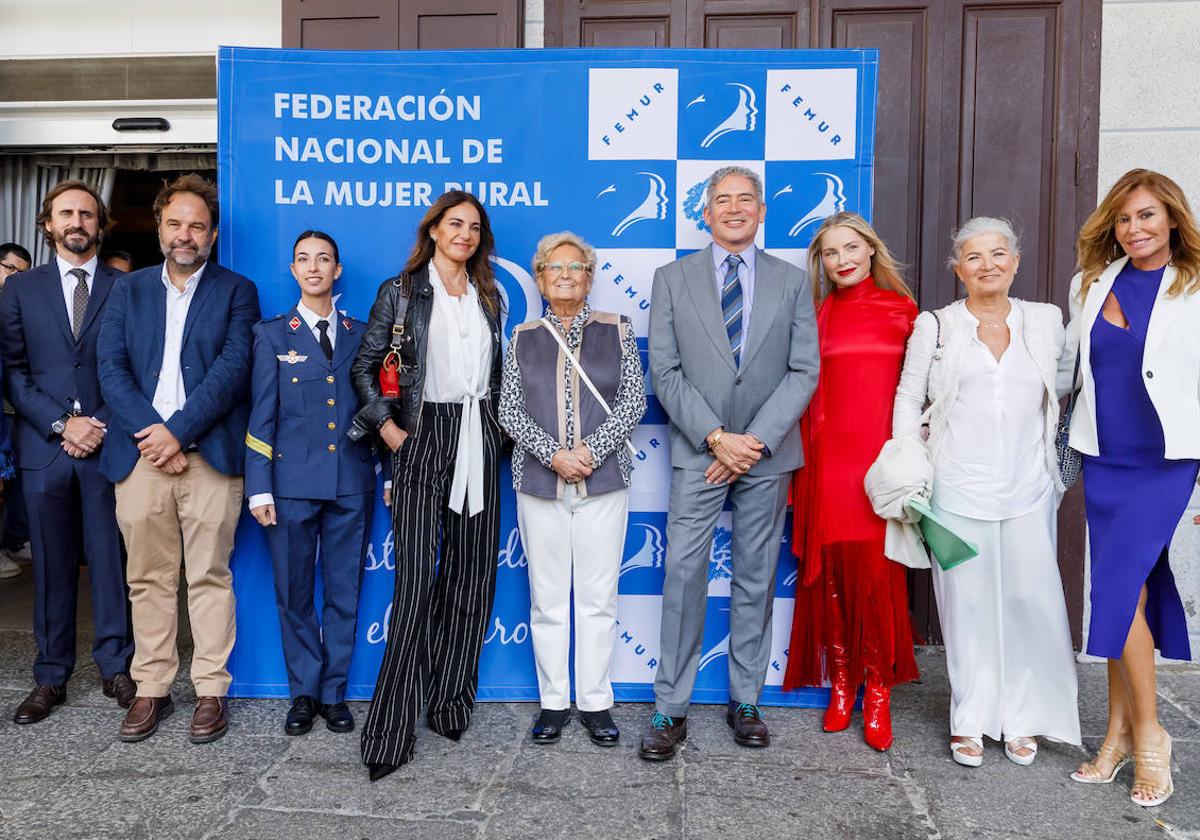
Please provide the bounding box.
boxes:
[1092,0,1200,656]
[0,0,281,59]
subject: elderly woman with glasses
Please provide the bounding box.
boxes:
[499,231,646,747]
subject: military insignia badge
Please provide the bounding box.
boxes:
[277,350,308,364]
[342,317,352,331]
[288,316,302,331]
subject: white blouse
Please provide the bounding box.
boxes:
[933,303,1053,521]
[424,261,493,516]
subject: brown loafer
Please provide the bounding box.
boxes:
[102,672,137,709]
[13,684,66,724]
[726,702,770,747]
[639,712,687,761]
[120,695,175,742]
[190,696,229,744]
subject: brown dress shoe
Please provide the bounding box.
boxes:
[639,712,687,761]
[102,673,137,709]
[13,684,65,724]
[726,702,770,747]
[190,696,229,744]
[120,695,175,742]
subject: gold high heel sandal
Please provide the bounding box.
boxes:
[1130,734,1174,807]
[1071,742,1130,784]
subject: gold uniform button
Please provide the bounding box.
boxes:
[327,422,336,430]
[327,398,335,406]
[327,443,336,452]
[291,377,299,384]
[326,375,335,384]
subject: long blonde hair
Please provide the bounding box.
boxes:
[1077,169,1200,301]
[806,212,913,302]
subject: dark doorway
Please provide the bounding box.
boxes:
[104,167,217,272]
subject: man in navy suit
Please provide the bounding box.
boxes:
[0,180,134,724]
[98,174,260,744]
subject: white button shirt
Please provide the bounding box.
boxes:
[55,253,98,335]
[152,262,206,422]
[933,304,1053,520]
[295,301,337,353]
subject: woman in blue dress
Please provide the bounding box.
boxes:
[1065,169,1200,807]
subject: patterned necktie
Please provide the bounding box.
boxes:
[316,319,333,361]
[68,267,89,339]
[721,254,744,367]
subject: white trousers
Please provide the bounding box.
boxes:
[931,495,1081,744]
[516,485,628,712]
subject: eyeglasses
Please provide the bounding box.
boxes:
[541,261,591,277]
[0,261,22,275]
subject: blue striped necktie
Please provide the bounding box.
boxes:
[721,254,744,367]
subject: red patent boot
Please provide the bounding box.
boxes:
[822,642,854,733]
[862,657,893,751]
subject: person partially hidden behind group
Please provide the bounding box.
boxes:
[0,181,134,723]
[499,231,646,746]
[98,174,261,744]
[247,230,378,737]
[783,212,919,751]
[353,191,504,781]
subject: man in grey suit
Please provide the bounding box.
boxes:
[640,166,819,761]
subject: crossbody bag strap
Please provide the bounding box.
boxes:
[540,318,638,458]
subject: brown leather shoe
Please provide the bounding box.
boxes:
[726,702,770,747]
[13,684,65,724]
[190,696,229,744]
[120,695,175,742]
[639,712,687,761]
[102,672,137,709]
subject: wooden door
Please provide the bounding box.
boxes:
[283,0,523,49]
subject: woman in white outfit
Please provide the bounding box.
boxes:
[499,231,646,746]
[893,217,1081,766]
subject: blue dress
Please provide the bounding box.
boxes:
[1084,262,1200,660]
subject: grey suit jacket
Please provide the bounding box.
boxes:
[648,246,819,475]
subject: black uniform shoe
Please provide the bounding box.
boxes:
[531,708,571,744]
[285,696,319,736]
[580,709,620,746]
[320,701,355,733]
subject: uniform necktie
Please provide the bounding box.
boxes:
[316,319,333,361]
[68,267,89,339]
[721,254,744,367]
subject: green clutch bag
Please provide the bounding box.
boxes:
[904,498,979,571]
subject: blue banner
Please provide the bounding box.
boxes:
[218,46,878,706]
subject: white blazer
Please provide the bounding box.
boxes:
[1062,257,1200,460]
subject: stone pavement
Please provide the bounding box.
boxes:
[2,569,1199,839]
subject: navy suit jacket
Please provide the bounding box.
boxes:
[97,261,261,483]
[245,310,378,501]
[0,261,118,471]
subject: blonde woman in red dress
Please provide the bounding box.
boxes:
[783,212,919,751]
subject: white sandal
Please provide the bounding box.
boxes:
[1071,742,1130,784]
[1004,736,1038,766]
[950,736,983,767]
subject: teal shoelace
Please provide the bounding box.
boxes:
[651,712,675,730]
[733,702,761,719]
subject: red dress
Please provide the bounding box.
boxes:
[783,279,920,690]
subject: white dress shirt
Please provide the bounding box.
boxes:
[55,253,98,335]
[425,261,492,516]
[295,300,337,353]
[933,303,1053,520]
[152,262,206,422]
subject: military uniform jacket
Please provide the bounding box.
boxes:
[246,308,378,500]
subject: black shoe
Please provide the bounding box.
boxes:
[320,701,355,733]
[580,709,620,746]
[368,762,399,782]
[285,696,319,736]
[531,708,571,744]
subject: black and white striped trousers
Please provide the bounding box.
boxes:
[361,400,501,767]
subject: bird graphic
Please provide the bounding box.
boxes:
[788,172,847,238]
[611,172,669,237]
[701,83,758,149]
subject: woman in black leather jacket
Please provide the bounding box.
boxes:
[352,190,503,781]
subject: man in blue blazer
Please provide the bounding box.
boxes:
[0,180,134,724]
[98,174,260,744]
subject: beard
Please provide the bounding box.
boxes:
[56,226,100,256]
[161,238,213,268]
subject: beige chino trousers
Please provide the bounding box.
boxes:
[115,453,243,698]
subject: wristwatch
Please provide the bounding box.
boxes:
[51,415,69,436]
